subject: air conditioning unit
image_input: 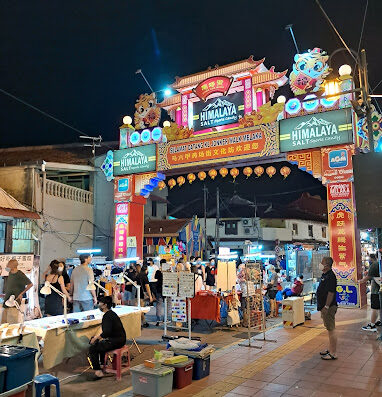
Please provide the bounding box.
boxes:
[244,227,251,234]
[242,218,252,226]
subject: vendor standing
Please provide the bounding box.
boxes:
[2,259,33,324]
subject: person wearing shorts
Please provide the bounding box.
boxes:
[316,257,338,360]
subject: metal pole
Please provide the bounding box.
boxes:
[203,184,208,260]
[188,298,191,340]
[245,263,251,346]
[285,25,300,53]
[360,49,375,152]
[136,69,154,93]
[164,297,167,337]
[215,187,220,256]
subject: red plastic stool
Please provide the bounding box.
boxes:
[104,345,131,381]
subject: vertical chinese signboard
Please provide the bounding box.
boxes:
[327,182,362,307]
[114,203,128,261]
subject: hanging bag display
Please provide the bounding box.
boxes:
[227,301,240,327]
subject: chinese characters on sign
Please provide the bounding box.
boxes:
[114,203,128,261]
[157,124,278,171]
[327,182,357,281]
[192,76,233,102]
[0,254,34,276]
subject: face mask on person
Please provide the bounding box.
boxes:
[319,263,325,271]
[58,266,64,272]
[210,260,215,265]
[5,267,10,272]
[196,260,202,265]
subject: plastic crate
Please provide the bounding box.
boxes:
[0,365,6,393]
[131,364,174,397]
[166,359,194,389]
[0,346,37,391]
[192,356,210,380]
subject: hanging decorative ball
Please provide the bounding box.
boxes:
[254,166,264,177]
[198,171,207,181]
[208,169,217,180]
[187,173,196,184]
[243,167,253,178]
[230,168,239,180]
[158,181,166,190]
[280,166,291,179]
[168,178,176,189]
[177,176,185,186]
[219,168,228,178]
[266,166,277,178]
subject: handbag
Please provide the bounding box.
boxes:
[227,301,240,326]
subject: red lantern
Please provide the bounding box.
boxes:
[208,169,217,180]
[158,181,166,190]
[266,166,276,178]
[254,166,264,177]
[219,168,228,178]
[187,173,196,184]
[243,167,253,178]
[177,176,185,186]
[230,168,239,180]
[198,171,207,181]
[168,178,176,189]
[280,166,291,179]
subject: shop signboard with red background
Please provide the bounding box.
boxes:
[327,181,363,307]
[321,144,354,185]
[114,176,132,202]
[157,124,278,171]
[114,203,129,260]
[192,76,233,102]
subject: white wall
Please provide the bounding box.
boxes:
[35,177,94,274]
[205,217,328,246]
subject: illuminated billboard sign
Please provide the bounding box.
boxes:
[279,108,353,152]
[192,92,244,132]
[113,144,156,176]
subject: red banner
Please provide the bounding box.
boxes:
[114,203,129,260]
[327,182,357,281]
[193,76,233,102]
[321,145,354,185]
[157,124,278,171]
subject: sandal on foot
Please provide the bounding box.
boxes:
[319,350,329,356]
[321,352,337,360]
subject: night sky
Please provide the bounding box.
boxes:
[1,1,382,148]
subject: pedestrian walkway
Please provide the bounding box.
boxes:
[117,306,382,397]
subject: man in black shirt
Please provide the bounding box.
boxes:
[316,256,338,360]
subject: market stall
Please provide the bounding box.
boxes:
[24,306,147,369]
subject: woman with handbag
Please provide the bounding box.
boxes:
[136,265,154,327]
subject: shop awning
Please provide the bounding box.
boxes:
[0,187,40,220]
[144,218,190,238]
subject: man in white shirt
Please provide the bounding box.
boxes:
[70,254,97,312]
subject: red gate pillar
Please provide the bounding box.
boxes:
[327,181,366,308]
[127,195,146,260]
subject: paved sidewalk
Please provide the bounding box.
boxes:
[162,306,382,397]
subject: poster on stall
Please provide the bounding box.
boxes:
[0,254,34,276]
[162,272,178,297]
[336,281,360,308]
[171,297,187,322]
[179,273,195,298]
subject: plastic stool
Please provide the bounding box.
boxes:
[34,374,61,397]
[104,345,130,381]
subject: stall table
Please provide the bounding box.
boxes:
[24,306,147,369]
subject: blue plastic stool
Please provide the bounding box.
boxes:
[34,374,61,397]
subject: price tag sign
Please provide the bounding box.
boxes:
[179,272,195,298]
[162,272,178,297]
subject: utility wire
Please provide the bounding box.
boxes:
[353,0,369,80]
[0,88,90,137]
